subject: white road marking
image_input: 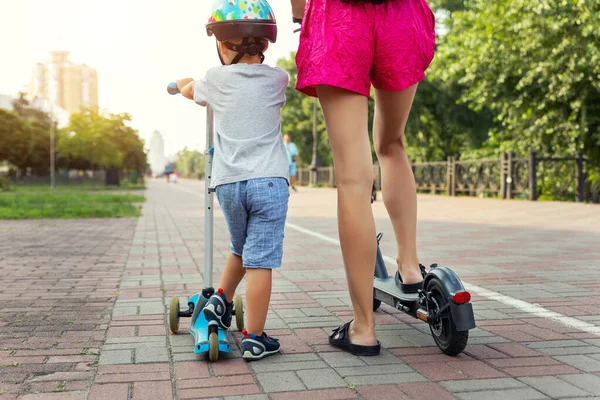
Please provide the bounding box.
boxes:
[285,222,600,336]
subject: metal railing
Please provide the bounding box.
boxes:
[294,152,600,203]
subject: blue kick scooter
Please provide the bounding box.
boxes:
[166,82,244,361]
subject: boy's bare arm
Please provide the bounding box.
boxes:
[290,0,306,20]
[176,78,195,100]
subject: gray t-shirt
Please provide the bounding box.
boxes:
[193,64,290,189]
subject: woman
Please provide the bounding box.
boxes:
[290,0,436,355]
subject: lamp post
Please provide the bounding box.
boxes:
[49,100,55,194]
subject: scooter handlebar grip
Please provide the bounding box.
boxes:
[167,82,180,95]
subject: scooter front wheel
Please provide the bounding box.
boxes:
[208,332,219,362]
[426,278,468,356]
[234,295,244,331]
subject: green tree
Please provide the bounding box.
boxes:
[58,108,148,175]
[435,0,600,162]
[173,147,205,178]
[0,107,53,175]
[277,53,333,167]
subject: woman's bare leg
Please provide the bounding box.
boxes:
[373,85,422,284]
[316,85,377,346]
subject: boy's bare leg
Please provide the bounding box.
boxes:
[245,269,272,335]
[220,253,245,301]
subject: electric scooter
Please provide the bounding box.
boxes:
[373,233,476,355]
[166,82,244,361]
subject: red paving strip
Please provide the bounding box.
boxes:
[398,382,456,400]
[178,384,262,399]
[356,385,410,400]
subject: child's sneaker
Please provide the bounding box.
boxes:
[241,330,280,360]
[203,288,233,330]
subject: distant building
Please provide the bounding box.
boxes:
[149,131,167,176]
[28,51,98,114]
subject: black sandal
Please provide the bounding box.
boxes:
[329,320,380,356]
[395,269,424,294]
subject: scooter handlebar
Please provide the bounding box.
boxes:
[167,82,180,95]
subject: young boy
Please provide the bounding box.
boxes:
[174,0,289,361]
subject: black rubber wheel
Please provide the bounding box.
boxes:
[169,297,180,334]
[426,279,468,356]
[373,298,381,312]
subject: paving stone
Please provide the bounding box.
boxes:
[255,371,305,393]
[356,385,409,400]
[454,388,549,400]
[343,372,427,386]
[133,381,172,399]
[98,350,132,365]
[270,389,357,400]
[89,383,130,400]
[224,395,270,400]
[538,346,600,356]
[441,378,526,393]
[558,374,600,395]
[398,382,455,400]
[134,346,169,363]
[335,364,414,377]
[250,361,328,373]
[526,340,588,349]
[106,337,166,345]
[553,355,600,372]
[296,368,347,389]
[113,307,138,317]
[519,376,591,398]
[320,352,366,368]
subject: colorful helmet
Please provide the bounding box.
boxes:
[206,0,277,43]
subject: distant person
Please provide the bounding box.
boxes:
[170,0,289,360]
[164,163,173,183]
[284,134,299,192]
[171,170,179,183]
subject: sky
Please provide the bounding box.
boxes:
[0,0,300,157]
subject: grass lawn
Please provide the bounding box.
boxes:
[7,181,146,193]
[0,192,145,219]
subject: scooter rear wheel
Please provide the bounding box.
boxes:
[169,297,180,334]
[426,278,468,356]
[234,295,244,331]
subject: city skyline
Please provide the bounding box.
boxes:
[0,0,300,156]
[29,51,98,114]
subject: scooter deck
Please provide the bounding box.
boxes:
[188,296,232,355]
[374,277,419,304]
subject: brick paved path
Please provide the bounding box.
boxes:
[1,179,600,400]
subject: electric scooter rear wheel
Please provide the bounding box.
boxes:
[426,278,468,356]
[234,295,244,331]
[169,296,180,334]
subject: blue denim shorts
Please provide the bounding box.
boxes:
[216,178,289,269]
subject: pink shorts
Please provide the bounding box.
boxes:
[296,0,436,98]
